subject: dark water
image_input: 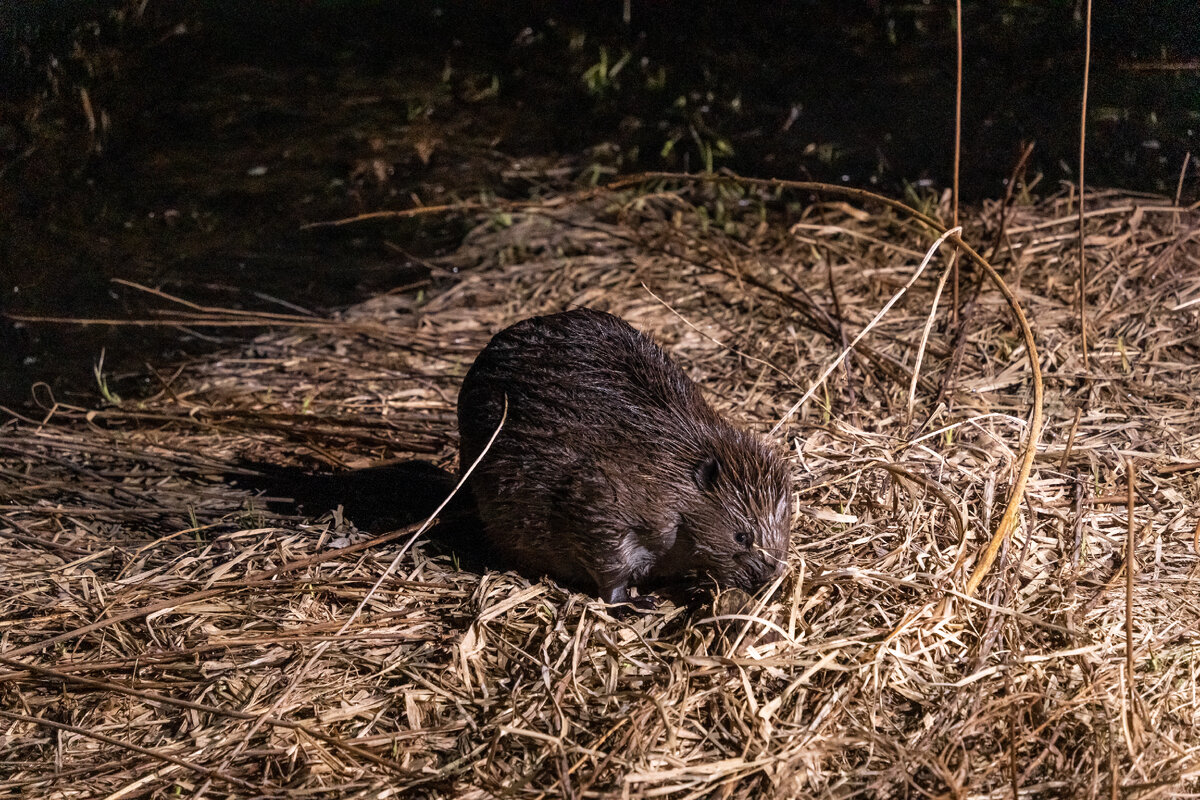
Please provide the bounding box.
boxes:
[2,1,1198,409]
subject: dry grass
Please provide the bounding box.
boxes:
[2,177,1199,798]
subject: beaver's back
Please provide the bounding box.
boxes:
[458,307,717,471]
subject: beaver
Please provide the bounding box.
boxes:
[457,307,792,606]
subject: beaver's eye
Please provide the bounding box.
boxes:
[734,531,751,546]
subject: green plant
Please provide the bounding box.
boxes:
[93,349,122,405]
[582,47,632,96]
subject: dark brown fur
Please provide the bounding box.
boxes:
[457,308,792,605]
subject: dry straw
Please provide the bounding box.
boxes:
[2,176,1199,798]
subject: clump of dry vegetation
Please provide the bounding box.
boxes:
[2,177,1198,798]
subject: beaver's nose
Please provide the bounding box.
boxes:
[750,558,784,586]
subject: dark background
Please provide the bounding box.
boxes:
[3,1,1198,410]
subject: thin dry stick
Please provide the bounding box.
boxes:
[1008,688,1020,799]
[771,226,963,436]
[988,140,1037,260]
[952,0,963,322]
[1078,0,1093,369]
[1059,407,1083,471]
[299,176,636,231]
[906,263,954,422]
[1107,698,1119,800]
[5,312,383,332]
[300,200,489,229]
[823,244,857,405]
[112,279,317,322]
[1175,151,1192,207]
[1125,458,1137,746]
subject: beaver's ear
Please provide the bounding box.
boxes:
[693,456,720,492]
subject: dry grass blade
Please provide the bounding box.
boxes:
[1079,0,1095,369]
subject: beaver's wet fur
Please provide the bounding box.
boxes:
[458,308,792,606]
